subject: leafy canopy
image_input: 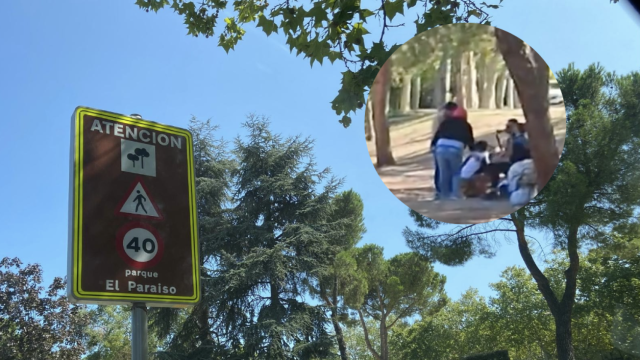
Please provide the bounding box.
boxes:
[134,0,503,127]
[0,258,90,360]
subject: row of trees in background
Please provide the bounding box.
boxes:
[2,63,639,360]
[388,23,539,113]
[4,236,640,359]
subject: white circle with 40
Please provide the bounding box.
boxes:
[122,227,158,263]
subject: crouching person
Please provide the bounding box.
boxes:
[506,159,538,207]
[460,141,491,198]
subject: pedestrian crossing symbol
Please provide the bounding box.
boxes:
[116,177,163,220]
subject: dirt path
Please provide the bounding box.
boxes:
[368,106,567,224]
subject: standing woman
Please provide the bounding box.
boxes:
[430,106,474,199]
[432,102,462,198]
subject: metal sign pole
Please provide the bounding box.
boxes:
[131,302,148,360]
[129,114,148,360]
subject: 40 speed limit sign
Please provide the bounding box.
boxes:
[67,107,200,307]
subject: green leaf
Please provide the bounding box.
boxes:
[384,0,405,21]
[359,9,375,21]
[339,115,352,127]
[256,14,276,36]
[369,41,387,62]
[328,50,342,64]
[345,22,369,48]
[307,2,329,25]
[295,7,307,30]
[405,0,418,9]
[218,34,234,53]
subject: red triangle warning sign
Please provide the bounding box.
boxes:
[115,177,164,220]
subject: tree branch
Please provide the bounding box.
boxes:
[561,224,580,312]
[358,309,381,360]
[510,213,560,315]
[386,297,420,329]
[379,0,387,44]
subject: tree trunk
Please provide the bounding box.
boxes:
[400,74,412,113]
[433,54,448,106]
[385,85,391,114]
[421,82,430,109]
[326,279,349,360]
[554,311,576,360]
[380,316,389,360]
[495,28,559,189]
[194,304,213,345]
[506,76,515,109]
[411,75,421,110]
[511,214,579,360]
[445,57,452,102]
[466,51,479,109]
[496,70,508,109]
[456,52,467,108]
[365,92,373,141]
[479,56,500,109]
[331,318,349,360]
[373,60,396,167]
[358,310,381,360]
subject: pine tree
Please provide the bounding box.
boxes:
[207,114,346,359]
[307,190,367,360]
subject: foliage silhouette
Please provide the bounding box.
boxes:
[127,153,140,167]
[134,148,150,168]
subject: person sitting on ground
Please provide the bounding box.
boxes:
[459,141,491,197]
[484,119,531,194]
[431,101,461,197]
[430,105,474,200]
[506,158,538,207]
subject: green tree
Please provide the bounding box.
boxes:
[571,246,640,359]
[342,318,381,360]
[488,250,640,360]
[149,117,237,359]
[134,0,503,127]
[308,190,367,360]
[390,316,457,360]
[208,114,346,359]
[84,305,167,360]
[393,287,502,359]
[0,258,90,360]
[390,246,640,360]
[404,63,640,360]
[152,115,351,359]
[487,267,556,359]
[344,244,447,360]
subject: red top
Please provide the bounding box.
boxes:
[449,106,468,121]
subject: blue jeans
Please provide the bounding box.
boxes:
[434,161,440,194]
[435,146,464,199]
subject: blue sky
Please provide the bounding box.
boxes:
[0,0,638,303]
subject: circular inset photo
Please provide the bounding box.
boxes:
[365,24,566,224]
